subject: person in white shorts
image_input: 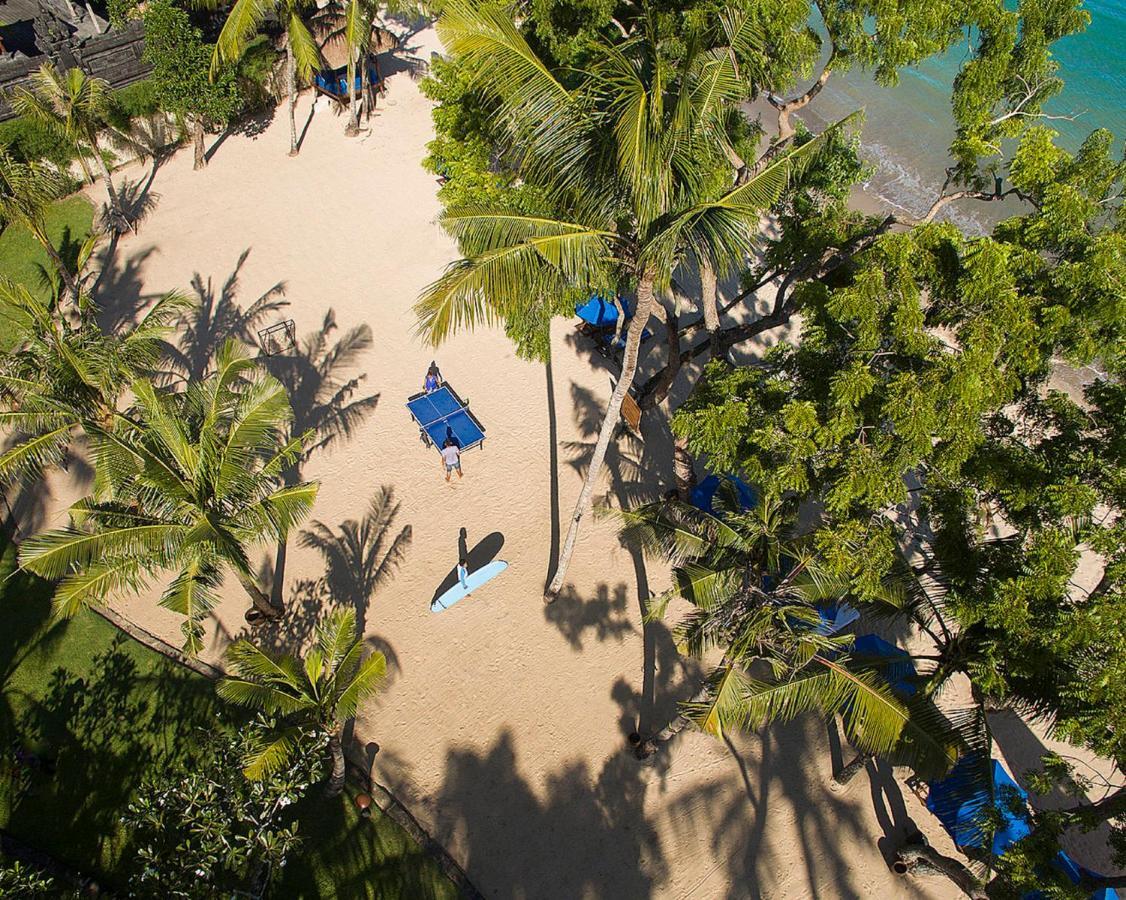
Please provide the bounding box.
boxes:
[441,438,463,482]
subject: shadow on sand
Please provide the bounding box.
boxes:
[430,530,505,605]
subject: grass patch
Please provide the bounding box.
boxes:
[0,194,94,300]
[0,532,457,897]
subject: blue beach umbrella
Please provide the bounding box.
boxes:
[575,294,633,327]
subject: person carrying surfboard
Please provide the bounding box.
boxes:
[457,558,470,593]
[441,438,463,482]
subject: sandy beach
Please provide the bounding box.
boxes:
[14,23,1117,899]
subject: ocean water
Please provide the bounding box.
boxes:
[794,0,1126,232]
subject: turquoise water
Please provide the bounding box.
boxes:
[795,0,1126,231]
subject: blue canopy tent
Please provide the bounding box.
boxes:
[689,474,758,516]
[851,633,917,696]
[576,294,634,327]
[926,756,1120,898]
[926,756,1031,857]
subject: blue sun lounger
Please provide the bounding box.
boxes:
[406,384,486,452]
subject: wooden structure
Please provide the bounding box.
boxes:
[312,18,397,103]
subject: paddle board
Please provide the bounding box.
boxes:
[431,560,509,611]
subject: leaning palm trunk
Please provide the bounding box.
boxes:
[546,270,657,599]
[239,572,280,619]
[86,132,125,229]
[326,726,346,796]
[286,44,299,156]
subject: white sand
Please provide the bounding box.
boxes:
[11,27,1000,898]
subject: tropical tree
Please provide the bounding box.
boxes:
[614,489,980,774]
[17,340,319,652]
[416,0,847,598]
[0,147,82,305]
[206,0,321,156]
[9,64,129,230]
[217,606,386,795]
[142,0,243,170]
[341,0,377,135]
[124,726,320,898]
[0,276,188,484]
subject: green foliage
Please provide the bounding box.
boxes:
[123,726,321,898]
[143,0,243,127]
[111,78,162,121]
[0,116,78,167]
[949,0,1090,185]
[16,340,319,654]
[0,277,187,481]
[218,608,386,781]
[0,860,60,898]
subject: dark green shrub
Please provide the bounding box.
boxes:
[111,78,162,125]
[0,116,76,167]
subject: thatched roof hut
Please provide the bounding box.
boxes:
[314,16,397,70]
[311,16,397,100]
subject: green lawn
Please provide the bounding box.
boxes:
[0,194,94,297]
[0,532,457,898]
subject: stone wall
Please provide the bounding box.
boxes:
[0,20,150,122]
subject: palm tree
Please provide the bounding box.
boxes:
[206,0,322,156]
[342,0,377,136]
[10,64,129,231]
[17,340,320,653]
[614,489,975,777]
[217,607,386,795]
[0,148,81,306]
[0,276,189,484]
[415,1,844,599]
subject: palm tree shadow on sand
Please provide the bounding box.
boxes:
[164,248,289,384]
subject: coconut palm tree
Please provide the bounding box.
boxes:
[0,148,81,306]
[415,1,846,599]
[10,64,129,231]
[614,489,977,777]
[18,340,319,653]
[217,607,386,794]
[205,0,322,156]
[0,276,189,484]
[342,0,377,135]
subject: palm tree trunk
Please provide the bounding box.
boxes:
[545,268,657,600]
[699,257,720,353]
[346,51,359,136]
[673,436,696,501]
[895,844,986,899]
[76,151,94,185]
[87,133,125,228]
[35,227,80,308]
[238,572,280,619]
[326,726,346,796]
[286,44,299,156]
[191,116,207,170]
[833,751,872,785]
[360,53,370,122]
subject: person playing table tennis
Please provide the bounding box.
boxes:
[441,437,463,482]
[423,361,443,394]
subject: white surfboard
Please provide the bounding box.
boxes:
[431,560,509,612]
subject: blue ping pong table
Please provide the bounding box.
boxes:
[406,384,486,452]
